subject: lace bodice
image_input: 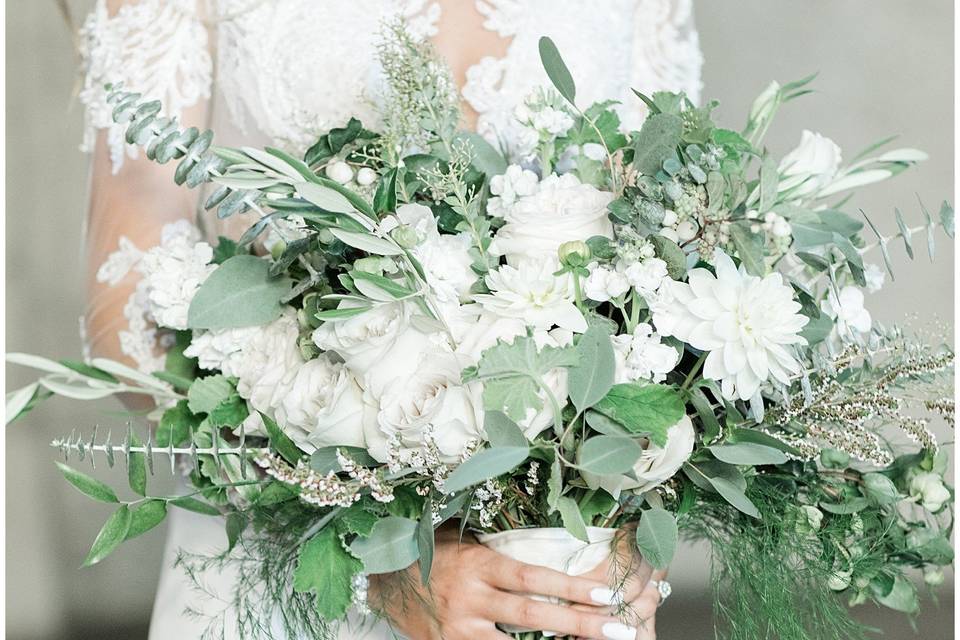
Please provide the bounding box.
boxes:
[80,0,703,172]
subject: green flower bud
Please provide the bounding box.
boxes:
[354,256,386,275]
[317,228,336,244]
[391,224,420,249]
[558,240,590,267]
[270,240,286,260]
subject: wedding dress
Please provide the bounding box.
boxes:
[78,1,702,637]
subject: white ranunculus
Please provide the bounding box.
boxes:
[312,300,439,395]
[369,351,483,464]
[611,323,680,383]
[617,257,669,297]
[821,285,872,340]
[473,259,587,333]
[778,130,842,197]
[583,263,630,302]
[137,220,216,330]
[909,471,950,513]
[232,309,304,417]
[588,416,695,497]
[651,249,808,401]
[488,164,540,218]
[273,354,368,453]
[491,173,614,265]
[864,263,886,293]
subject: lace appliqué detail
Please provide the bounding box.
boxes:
[79,0,212,173]
[630,0,704,110]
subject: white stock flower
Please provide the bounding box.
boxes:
[618,257,669,297]
[365,351,483,464]
[487,164,539,218]
[651,249,808,401]
[778,130,842,197]
[821,285,872,339]
[273,354,368,453]
[137,220,216,330]
[491,173,614,265]
[415,232,476,303]
[473,259,587,333]
[312,300,439,396]
[583,263,630,302]
[588,416,695,497]
[864,263,886,293]
[611,323,680,383]
[532,106,574,135]
[184,325,260,376]
[909,471,950,513]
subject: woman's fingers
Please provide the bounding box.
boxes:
[488,592,639,640]
[486,555,626,606]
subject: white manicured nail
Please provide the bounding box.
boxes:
[590,586,623,605]
[602,621,638,640]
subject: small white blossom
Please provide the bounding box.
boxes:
[821,285,872,340]
[618,257,669,297]
[778,130,842,198]
[909,471,950,513]
[583,262,630,302]
[864,262,886,293]
[487,164,540,218]
[611,323,680,383]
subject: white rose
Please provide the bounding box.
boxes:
[492,173,614,265]
[586,416,695,497]
[312,300,438,395]
[273,354,368,453]
[232,309,304,417]
[367,351,483,464]
[583,263,630,302]
[778,130,842,197]
[611,323,680,383]
[909,471,950,513]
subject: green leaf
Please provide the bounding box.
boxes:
[330,229,403,256]
[295,182,358,215]
[444,446,529,493]
[484,411,527,448]
[294,526,363,620]
[758,155,778,213]
[225,513,247,551]
[350,516,420,574]
[876,575,919,613]
[710,476,760,519]
[726,427,801,457]
[820,497,871,515]
[208,394,250,429]
[578,436,641,475]
[455,132,508,177]
[635,508,678,570]
[373,167,398,215]
[351,270,416,299]
[584,410,630,436]
[632,113,683,176]
[310,446,379,474]
[5,382,43,424]
[187,255,294,330]
[557,496,589,542]
[83,505,132,566]
[648,235,688,280]
[125,500,167,541]
[729,221,765,276]
[708,443,788,466]
[567,327,615,412]
[538,36,576,105]
[338,502,379,537]
[894,207,914,259]
[155,400,202,447]
[687,388,720,443]
[56,462,119,503]
[476,334,579,425]
[212,236,240,264]
[547,457,562,513]
[187,375,234,414]
[169,496,221,516]
[127,431,147,497]
[58,359,118,383]
[862,472,901,504]
[591,383,685,447]
[416,498,435,586]
[164,331,197,381]
[938,200,954,238]
[261,412,304,465]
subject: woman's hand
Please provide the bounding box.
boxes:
[369,525,661,640]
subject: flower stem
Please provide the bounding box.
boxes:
[681,352,708,392]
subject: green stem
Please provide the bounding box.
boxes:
[628,290,642,333]
[681,352,708,392]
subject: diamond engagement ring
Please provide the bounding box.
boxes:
[649,579,672,606]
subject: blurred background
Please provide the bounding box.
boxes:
[6,1,954,638]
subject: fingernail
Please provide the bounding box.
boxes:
[602,621,638,640]
[590,586,623,605]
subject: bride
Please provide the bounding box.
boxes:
[79,1,703,638]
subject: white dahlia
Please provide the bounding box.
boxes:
[473,259,587,333]
[651,249,808,401]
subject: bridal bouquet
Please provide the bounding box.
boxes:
[8,25,954,640]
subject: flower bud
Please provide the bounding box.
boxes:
[661,209,678,227]
[317,228,336,244]
[749,81,781,124]
[558,240,591,267]
[676,220,698,242]
[353,256,386,275]
[356,167,377,186]
[924,567,945,586]
[390,224,420,249]
[326,160,354,184]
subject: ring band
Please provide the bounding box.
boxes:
[649,579,672,606]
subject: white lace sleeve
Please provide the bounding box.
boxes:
[626,0,704,127]
[78,0,213,173]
